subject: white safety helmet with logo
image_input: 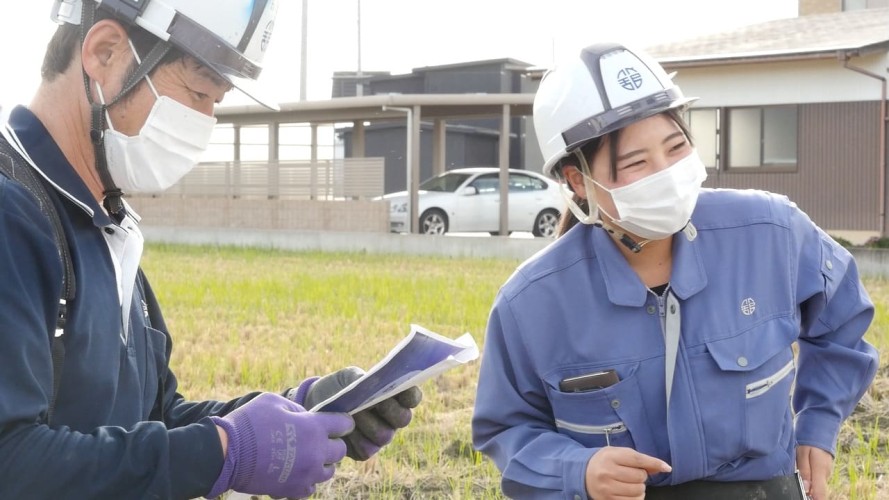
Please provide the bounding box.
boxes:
[533,42,698,234]
[51,0,279,109]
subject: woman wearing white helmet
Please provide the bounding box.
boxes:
[472,42,878,500]
[0,1,421,498]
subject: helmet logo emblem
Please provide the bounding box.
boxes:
[617,68,643,91]
[261,20,275,52]
[740,297,756,316]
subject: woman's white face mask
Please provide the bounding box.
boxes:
[95,41,217,194]
[592,151,708,240]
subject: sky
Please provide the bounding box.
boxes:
[0,0,799,110]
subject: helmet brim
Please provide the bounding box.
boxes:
[541,94,697,179]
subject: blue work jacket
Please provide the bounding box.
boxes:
[472,188,879,499]
[0,106,258,499]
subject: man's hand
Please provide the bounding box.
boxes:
[301,366,423,460]
[208,393,353,499]
[797,445,833,500]
[584,447,671,500]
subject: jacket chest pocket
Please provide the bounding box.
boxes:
[688,316,797,467]
[543,364,658,455]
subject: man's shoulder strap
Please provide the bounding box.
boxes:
[0,137,74,425]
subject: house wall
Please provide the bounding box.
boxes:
[800,0,841,15]
[670,53,888,107]
[703,101,883,236]
[344,125,503,194]
[671,53,888,237]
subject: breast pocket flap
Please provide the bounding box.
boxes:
[706,317,795,372]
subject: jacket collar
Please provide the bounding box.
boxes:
[593,225,708,307]
[8,106,115,228]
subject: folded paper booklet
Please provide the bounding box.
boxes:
[309,324,479,414]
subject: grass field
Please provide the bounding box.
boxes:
[141,243,888,500]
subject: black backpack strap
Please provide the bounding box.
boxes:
[0,141,76,425]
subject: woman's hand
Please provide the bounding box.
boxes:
[584,446,671,500]
[797,445,834,500]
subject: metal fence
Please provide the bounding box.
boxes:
[161,158,385,200]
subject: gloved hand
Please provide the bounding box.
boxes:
[299,366,423,461]
[207,392,354,499]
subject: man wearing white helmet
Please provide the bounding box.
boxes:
[472,42,878,500]
[0,1,421,498]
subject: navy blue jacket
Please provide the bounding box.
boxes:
[0,106,258,499]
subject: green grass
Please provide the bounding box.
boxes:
[140,243,889,499]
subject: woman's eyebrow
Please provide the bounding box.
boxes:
[662,131,685,144]
[615,131,686,162]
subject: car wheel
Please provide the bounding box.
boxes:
[420,209,448,235]
[532,209,560,238]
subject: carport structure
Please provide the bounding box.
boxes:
[215,93,535,234]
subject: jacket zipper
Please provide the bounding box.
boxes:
[745,359,795,399]
[555,419,627,446]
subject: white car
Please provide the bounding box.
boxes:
[378,167,564,238]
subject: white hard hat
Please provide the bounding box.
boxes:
[534,42,696,178]
[51,0,279,110]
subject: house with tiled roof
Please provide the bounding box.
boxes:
[646,0,889,242]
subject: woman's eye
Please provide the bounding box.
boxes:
[670,141,688,152]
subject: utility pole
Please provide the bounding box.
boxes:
[300,0,308,101]
[356,0,363,97]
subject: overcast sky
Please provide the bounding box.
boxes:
[0,0,799,110]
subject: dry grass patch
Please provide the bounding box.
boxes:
[141,244,888,499]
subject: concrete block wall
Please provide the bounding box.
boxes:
[127,197,389,232]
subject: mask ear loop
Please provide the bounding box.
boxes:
[555,149,600,225]
[569,149,653,253]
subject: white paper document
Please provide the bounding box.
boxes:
[309,324,479,414]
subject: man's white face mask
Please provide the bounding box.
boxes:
[593,151,708,240]
[95,41,217,194]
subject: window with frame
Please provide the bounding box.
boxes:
[843,0,889,10]
[470,174,500,194]
[685,108,719,169]
[728,105,798,170]
[508,173,547,191]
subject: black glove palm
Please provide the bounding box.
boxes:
[304,366,422,461]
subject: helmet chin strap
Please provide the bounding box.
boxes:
[594,219,649,254]
[566,149,650,253]
[79,0,171,215]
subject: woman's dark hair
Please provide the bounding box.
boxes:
[41,12,184,85]
[555,108,694,237]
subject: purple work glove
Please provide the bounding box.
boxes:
[207,392,354,499]
[298,366,423,461]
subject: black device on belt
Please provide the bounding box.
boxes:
[646,472,809,500]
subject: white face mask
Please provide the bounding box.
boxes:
[95,43,217,194]
[594,151,707,240]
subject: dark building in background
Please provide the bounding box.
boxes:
[333,59,534,194]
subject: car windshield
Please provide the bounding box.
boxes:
[419,172,472,192]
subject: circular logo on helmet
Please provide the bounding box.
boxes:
[261,20,275,52]
[617,67,643,91]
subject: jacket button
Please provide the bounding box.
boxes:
[646,305,656,314]
[611,399,621,409]
[737,356,749,367]
[104,227,115,235]
[825,260,833,270]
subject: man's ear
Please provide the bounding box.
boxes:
[80,19,132,97]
